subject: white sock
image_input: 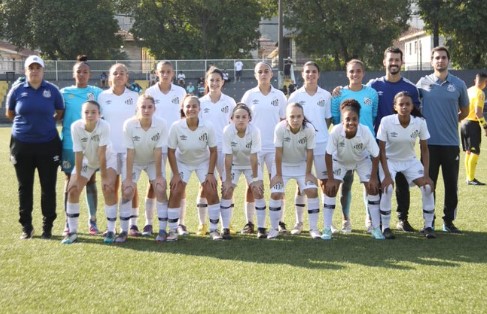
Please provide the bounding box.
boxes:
[119,201,132,232]
[179,198,186,225]
[245,202,255,223]
[66,202,80,234]
[145,197,155,226]
[367,194,381,229]
[307,197,319,231]
[197,197,208,225]
[255,198,266,228]
[130,207,139,226]
[295,194,306,224]
[280,198,286,221]
[220,199,233,229]
[105,204,117,233]
[422,184,435,228]
[157,201,168,231]
[208,203,220,231]
[380,185,393,231]
[269,199,282,230]
[323,195,336,229]
[168,207,179,231]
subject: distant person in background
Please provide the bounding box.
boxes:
[6,55,64,239]
[222,69,230,83]
[177,71,186,87]
[461,72,487,186]
[100,72,107,88]
[284,57,293,80]
[234,59,244,82]
[60,55,103,236]
[197,82,205,97]
[149,70,157,86]
[186,82,195,95]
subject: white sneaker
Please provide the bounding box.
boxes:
[166,229,178,241]
[341,219,352,234]
[61,233,78,244]
[290,222,303,235]
[309,229,322,239]
[331,224,339,234]
[177,224,188,236]
[210,230,222,241]
[267,228,279,239]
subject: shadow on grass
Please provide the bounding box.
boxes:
[65,229,487,271]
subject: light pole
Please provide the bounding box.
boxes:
[278,0,284,88]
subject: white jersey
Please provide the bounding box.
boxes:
[288,86,332,155]
[241,86,287,152]
[199,93,236,147]
[145,83,186,128]
[222,123,261,170]
[71,119,112,169]
[274,120,316,167]
[98,88,138,153]
[377,114,430,162]
[326,124,379,167]
[123,116,167,164]
[168,119,217,166]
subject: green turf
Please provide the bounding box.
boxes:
[0,126,486,313]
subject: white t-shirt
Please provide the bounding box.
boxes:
[241,86,287,152]
[145,83,186,129]
[234,61,243,71]
[222,123,261,170]
[288,86,332,155]
[98,88,139,153]
[326,124,379,167]
[199,93,236,147]
[274,120,316,167]
[123,116,167,164]
[168,119,217,166]
[71,119,112,169]
[376,114,430,162]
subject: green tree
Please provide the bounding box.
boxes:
[417,0,487,69]
[0,0,124,59]
[284,0,411,70]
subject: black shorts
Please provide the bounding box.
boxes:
[460,120,481,153]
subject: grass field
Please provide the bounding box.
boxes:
[0,126,486,313]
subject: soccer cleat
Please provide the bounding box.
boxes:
[20,227,34,240]
[61,233,78,244]
[41,226,52,239]
[115,231,128,243]
[443,222,462,234]
[166,229,178,241]
[278,221,288,234]
[196,224,208,236]
[341,219,352,234]
[89,220,99,235]
[321,227,332,240]
[467,178,486,186]
[396,219,415,232]
[155,230,167,242]
[104,231,115,244]
[177,224,189,236]
[210,230,223,241]
[309,229,322,239]
[142,225,153,237]
[222,228,232,240]
[128,225,141,237]
[267,228,280,239]
[371,227,385,240]
[290,222,303,235]
[422,227,436,239]
[382,228,395,240]
[241,222,255,234]
[257,228,267,239]
[229,224,237,235]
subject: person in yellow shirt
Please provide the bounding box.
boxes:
[461,72,487,185]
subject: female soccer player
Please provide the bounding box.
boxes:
[288,61,332,235]
[268,103,320,239]
[197,67,236,236]
[221,103,263,239]
[377,91,435,239]
[167,95,221,240]
[61,55,103,236]
[241,62,287,237]
[116,95,168,243]
[62,100,117,244]
[323,99,383,240]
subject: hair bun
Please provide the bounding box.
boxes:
[77,55,88,62]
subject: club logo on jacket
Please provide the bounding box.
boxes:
[43,90,51,98]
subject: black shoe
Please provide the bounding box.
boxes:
[422,227,436,239]
[443,222,462,234]
[241,222,255,234]
[41,229,52,239]
[222,228,232,240]
[383,228,395,239]
[257,227,267,239]
[396,219,415,232]
[278,221,288,234]
[20,227,34,240]
[467,178,486,186]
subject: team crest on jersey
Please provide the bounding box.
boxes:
[199,133,208,142]
[132,135,141,142]
[125,98,134,105]
[180,135,187,141]
[363,97,372,106]
[221,106,229,113]
[333,168,342,176]
[410,130,420,138]
[151,133,160,142]
[447,84,456,92]
[246,141,252,149]
[91,134,100,142]
[172,97,180,104]
[271,98,279,106]
[284,136,291,142]
[317,99,326,107]
[298,137,307,144]
[87,93,95,101]
[43,90,51,98]
[353,143,363,150]
[390,132,398,138]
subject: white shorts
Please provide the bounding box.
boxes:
[72,151,117,179]
[314,154,328,180]
[124,162,165,183]
[225,167,264,186]
[116,153,127,177]
[270,163,317,193]
[259,151,275,175]
[216,149,224,180]
[331,157,373,183]
[175,161,209,184]
[379,158,424,186]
